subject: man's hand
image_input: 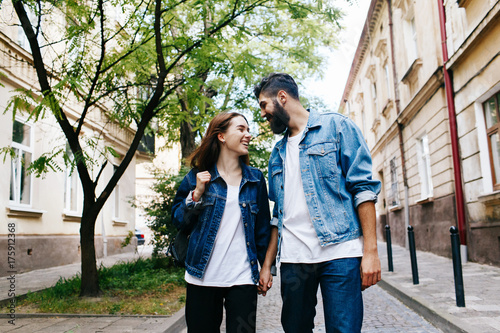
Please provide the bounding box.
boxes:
[258,266,273,296]
[360,250,381,290]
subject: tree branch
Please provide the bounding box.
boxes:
[13,0,94,194]
[76,0,107,136]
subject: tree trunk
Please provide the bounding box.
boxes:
[79,203,101,296]
[180,120,197,160]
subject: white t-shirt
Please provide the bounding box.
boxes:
[185,185,254,286]
[280,130,363,264]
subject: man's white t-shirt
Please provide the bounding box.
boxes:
[280,130,364,264]
[185,184,254,286]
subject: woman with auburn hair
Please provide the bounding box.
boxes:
[172,112,274,333]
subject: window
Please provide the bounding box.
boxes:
[112,165,120,218]
[371,82,378,113]
[10,120,33,206]
[417,134,433,199]
[384,63,391,98]
[138,132,155,154]
[410,17,418,58]
[17,8,40,51]
[361,108,367,138]
[64,145,79,213]
[389,158,400,207]
[404,14,418,65]
[483,94,500,190]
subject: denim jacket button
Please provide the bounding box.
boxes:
[242,203,246,208]
[251,261,255,265]
[244,223,248,227]
[247,242,250,246]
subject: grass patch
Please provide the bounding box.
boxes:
[1,257,186,315]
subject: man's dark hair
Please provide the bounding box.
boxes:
[253,73,299,101]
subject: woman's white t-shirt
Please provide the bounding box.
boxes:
[185,184,254,286]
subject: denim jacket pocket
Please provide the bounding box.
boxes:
[305,142,338,179]
[270,162,283,186]
[250,202,259,215]
[250,202,259,225]
[270,163,283,177]
[197,194,216,232]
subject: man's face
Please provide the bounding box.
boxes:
[259,94,290,134]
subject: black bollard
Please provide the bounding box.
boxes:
[407,226,419,285]
[385,225,394,272]
[450,226,465,307]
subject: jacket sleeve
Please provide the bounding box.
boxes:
[339,117,381,208]
[171,170,203,232]
[255,171,271,266]
[267,155,280,228]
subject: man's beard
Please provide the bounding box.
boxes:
[269,100,290,134]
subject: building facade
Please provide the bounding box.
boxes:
[340,0,500,266]
[0,2,140,275]
[445,0,500,265]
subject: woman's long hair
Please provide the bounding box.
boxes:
[189,112,250,171]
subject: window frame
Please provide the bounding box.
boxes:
[112,164,120,219]
[384,62,392,99]
[416,133,434,199]
[483,93,500,191]
[389,157,400,208]
[10,118,34,207]
[402,9,419,68]
[64,145,82,215]
[371,82,378,114]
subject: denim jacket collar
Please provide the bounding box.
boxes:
[207,161,259,185]
[275,109,321,154]
[306,108,322,131]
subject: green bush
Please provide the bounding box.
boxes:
[143,165,189,258]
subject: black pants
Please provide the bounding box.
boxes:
[185,283,257,333]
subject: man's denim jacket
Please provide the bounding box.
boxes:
[172,162,271,284]
[268,109,381,258]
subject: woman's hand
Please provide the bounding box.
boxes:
[193,171,211,202]
[258,266,273,296]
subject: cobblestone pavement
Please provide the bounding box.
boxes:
[217,276,443,333]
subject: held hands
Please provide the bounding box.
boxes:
[258,266,273,296]
[193,171,211,202]
[360,251,382,291]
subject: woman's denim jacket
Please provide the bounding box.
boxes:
[268,109,381,259]
[172,162,271,284]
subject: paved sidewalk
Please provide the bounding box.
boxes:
[378,241,500,333]
[2,242,500,332]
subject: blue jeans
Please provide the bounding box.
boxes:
[280,258,363,333]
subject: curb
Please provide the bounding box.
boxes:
[0,313,172,318]
[378,279,476,333]
[163,307,186,333]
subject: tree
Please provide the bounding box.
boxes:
[6,0,345,296]
[160,2,343,159]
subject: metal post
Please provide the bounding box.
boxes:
[385,225,394,272]
[407,226,419,285]
[450,226,465,307]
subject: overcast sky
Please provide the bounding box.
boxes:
[303,0,371,111]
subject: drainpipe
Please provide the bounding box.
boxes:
[387,0,410,248]
[437,0,467,260]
